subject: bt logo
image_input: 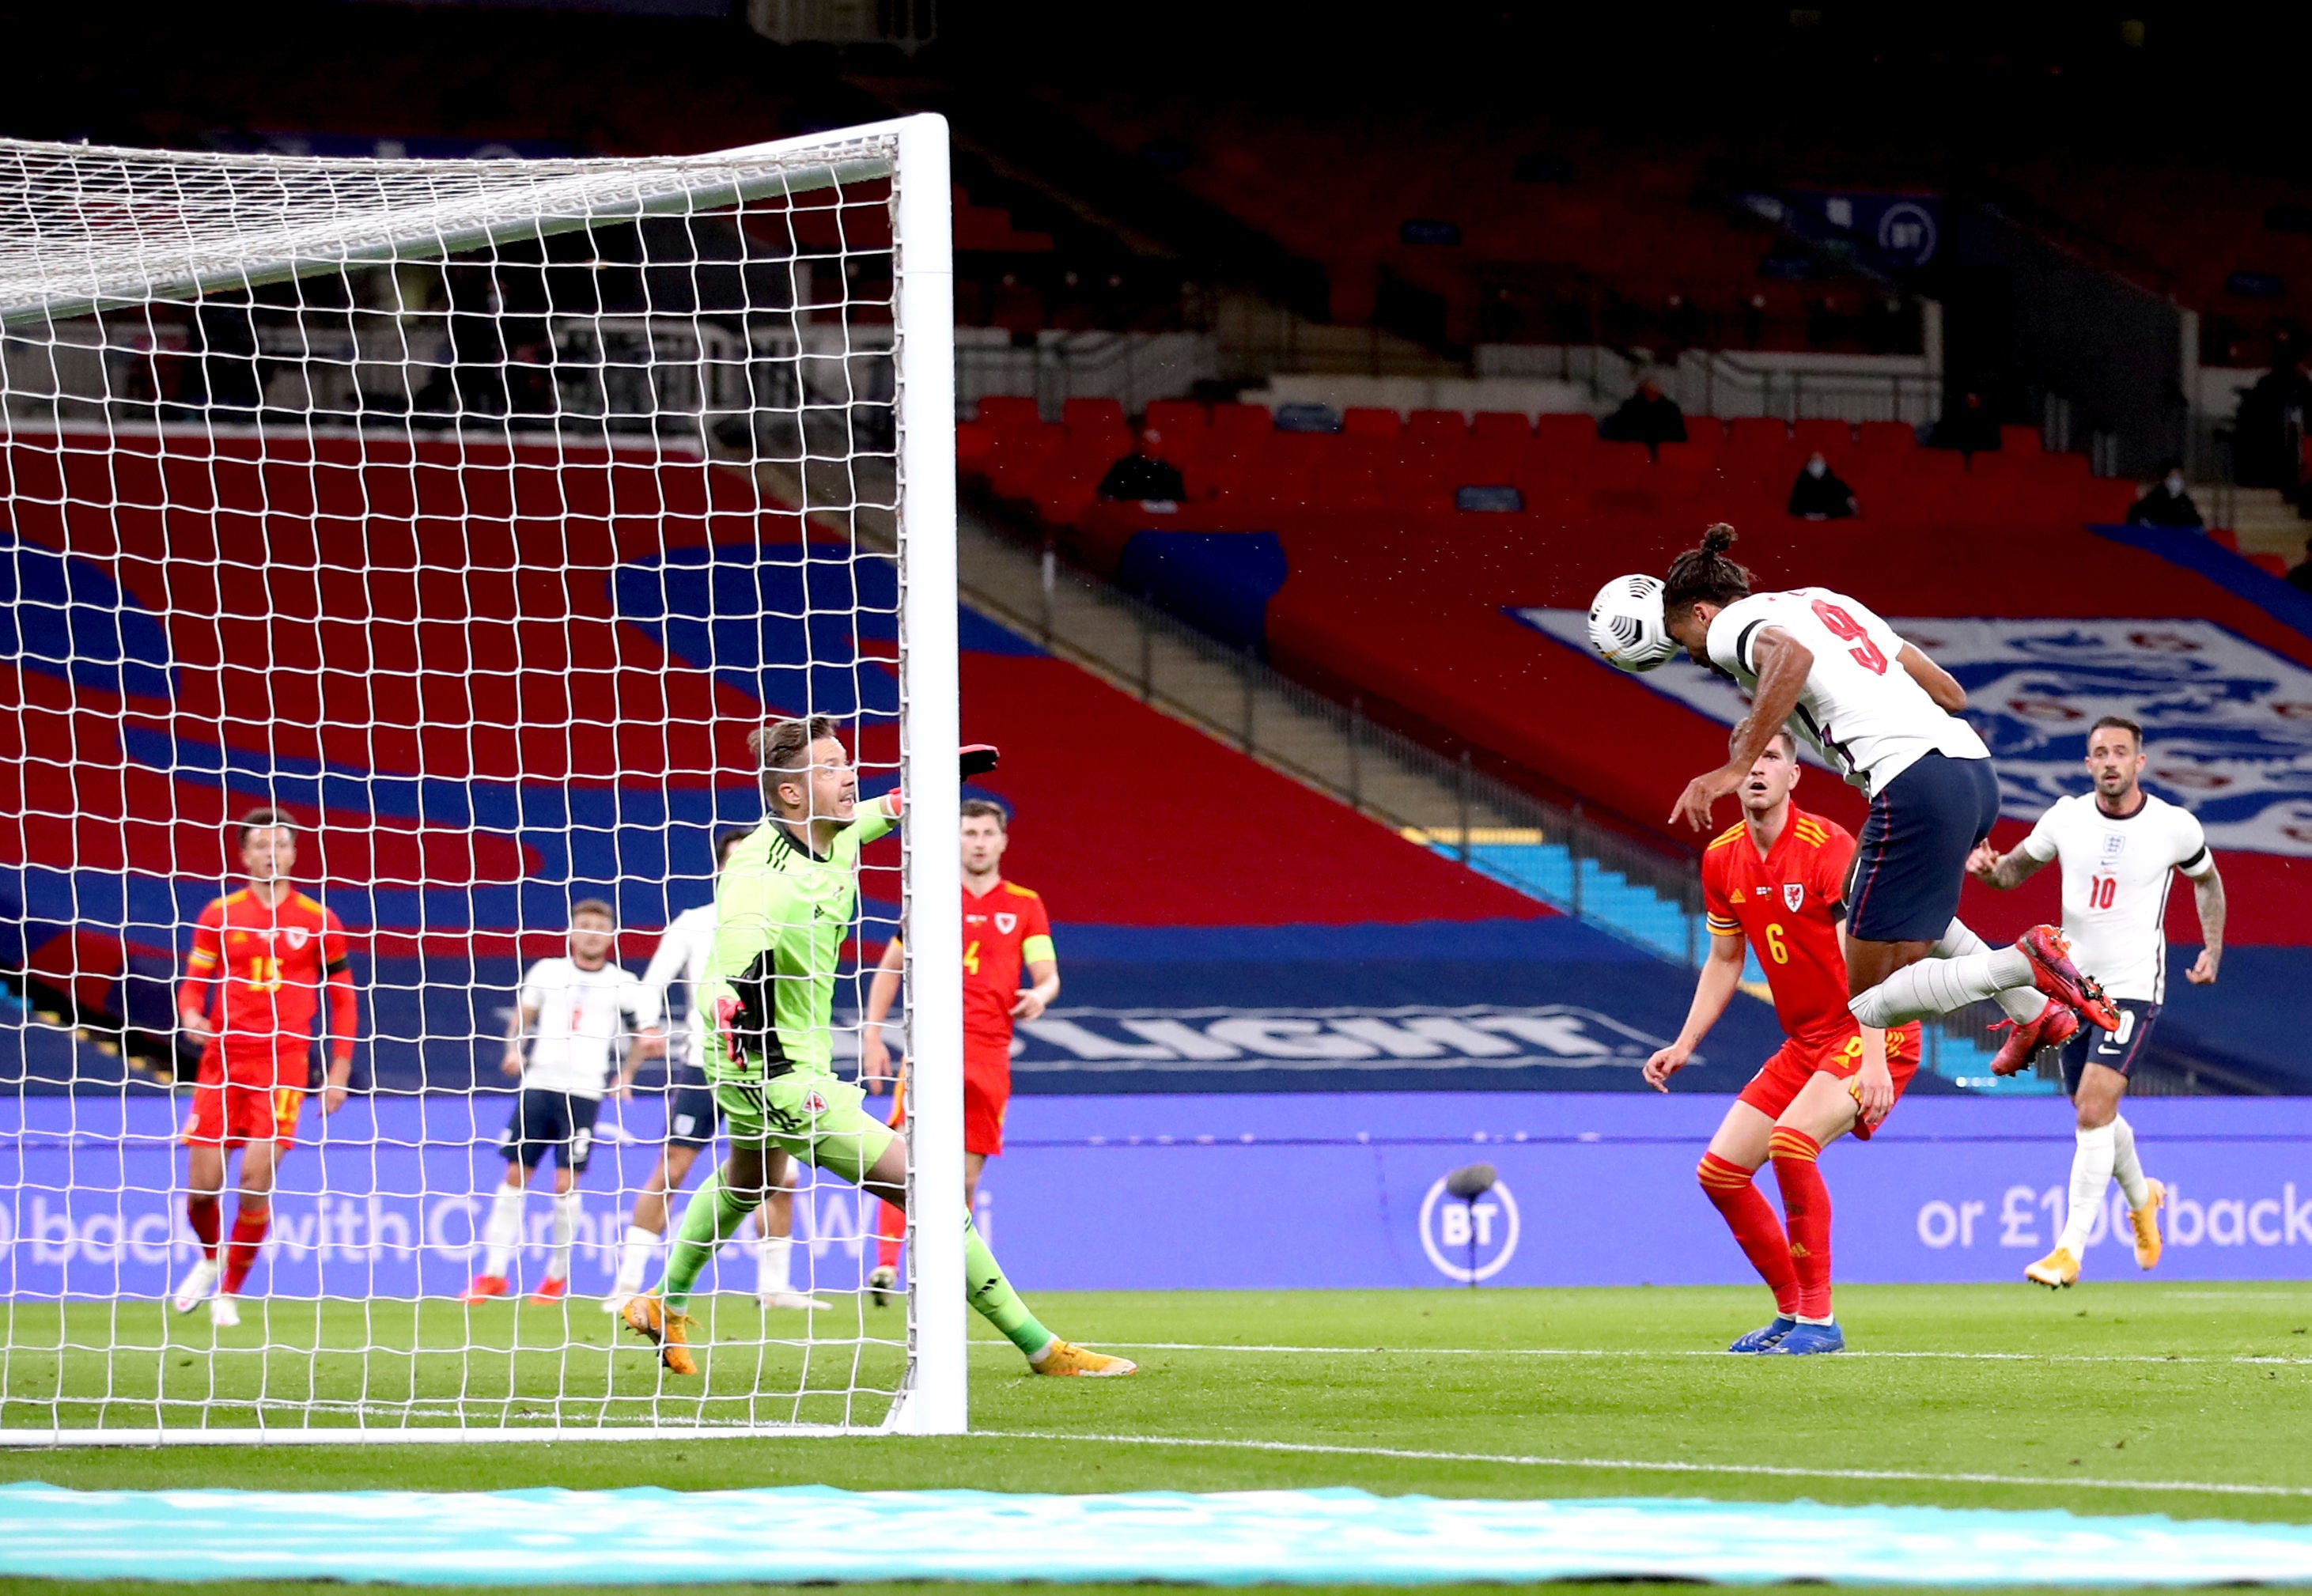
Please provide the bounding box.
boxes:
[1417,1172,1522,1283]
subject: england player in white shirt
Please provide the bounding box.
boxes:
[1659,526,2117,1096]
[1967,714,2226,1287]
[607,830,828,1314]
[460,899,664,1304]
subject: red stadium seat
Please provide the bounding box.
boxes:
[1856,420,1918,452]
[1534,412,1599,451]
[1726,417,1789,456]
[1145,399,1209,437]
[1408,410,1470,447]
[1792,418,1854,453]
[1210,402,1273,438]
[1999,424,2044,455]
[977,395,1041,431]
[1471,411,1533,448]
[1063,397,1128,435]
[1342,407,1402,437]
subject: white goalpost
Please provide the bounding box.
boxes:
[0,115,963,1440]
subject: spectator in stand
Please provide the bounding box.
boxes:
[1928,389,2001,456]
[1096,432,1187,503]
[2291,537,2312,597]
[2126,461,2204,529]
[1787,452,1859,520]
[1599,374,1687,452]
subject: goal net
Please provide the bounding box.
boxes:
[0,116,965,1440]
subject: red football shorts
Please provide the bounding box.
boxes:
[891,1040,1013,1157]
[1737,1022,1922,1141]
[184,1080,306,1151]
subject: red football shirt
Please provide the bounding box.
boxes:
[1701,807,1857,1045]
[180,888,354,1080]
[961,879,1054,1047]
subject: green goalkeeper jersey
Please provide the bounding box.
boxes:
[698,796,895,1085]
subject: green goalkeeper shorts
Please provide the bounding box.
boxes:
[711,1071,895,1186]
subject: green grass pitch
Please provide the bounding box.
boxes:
[3,1282,2311,1593]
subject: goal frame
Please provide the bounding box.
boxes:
[0,113,964,1444]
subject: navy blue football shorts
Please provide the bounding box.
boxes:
[664,1068,721,1152]
[2060,999,2159,1092]
[1845,752,2002,943]
[499,1087,603,1174]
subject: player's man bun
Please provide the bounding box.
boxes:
[1663,523,1755,620]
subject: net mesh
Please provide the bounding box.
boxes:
[0,127,929,1436]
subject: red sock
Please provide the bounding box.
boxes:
[186,1194,222,1263]
[875,1199,904,1272]
[221,1203,271,1296]
[1697,1152,1799,1316]
[1769,1128,1833,1319]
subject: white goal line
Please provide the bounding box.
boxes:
[1040,1339,2312,1367]
[977,1429,2312,1501]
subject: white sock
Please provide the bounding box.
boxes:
[758,1231,793,1295]
[482,1184,524,1277]
[2110,1115,2151,1209]
[1938,920,2047,1025]
[617,1223,658,1294]
[2060,1123,2117,1254]
[1851,946,2034,1026]
[1795,1314,1833,1326]
[547,1192,581,1282]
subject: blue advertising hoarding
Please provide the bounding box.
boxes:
[7,1091,2310,1298]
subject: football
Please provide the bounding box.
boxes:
[1587,573,1676,672]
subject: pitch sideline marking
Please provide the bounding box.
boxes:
[1031,1340,2312,1367]
[975,1429,2312,1501]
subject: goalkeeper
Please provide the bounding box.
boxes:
[623,716,1133,1379]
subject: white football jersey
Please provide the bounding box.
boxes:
[516,956,660,1098]
[640,902,717,1069]
[1706,587,1989,797]
[2019,791,2214,1003]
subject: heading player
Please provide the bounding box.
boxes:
[620,716,1130,1378]
[462,899,663,1304]
[861,797,1060,1300]
[610,828,828,1315]
[1644,732,1923,1354]
[172,807,358,1328]
[1659,526,2102,1072]
[1967,715,2226,1288]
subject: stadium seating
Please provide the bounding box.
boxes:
[959,396,2310,1088]
[2,422,1646,1097]
[1057,100,1906,354]
[963,401,2136,557]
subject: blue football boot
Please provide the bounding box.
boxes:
[1727,1316,1797,1353]
[1759,1320,1845,1355]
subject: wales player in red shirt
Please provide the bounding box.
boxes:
[861,798,1058,1300]
[1644,733,1922,1356]
[170,807,358,1327]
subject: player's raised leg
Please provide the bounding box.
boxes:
[630,1075,1130,1377]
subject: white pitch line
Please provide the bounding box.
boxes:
[975,1429,2312,1501]
[1037,1339,2312,1367]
